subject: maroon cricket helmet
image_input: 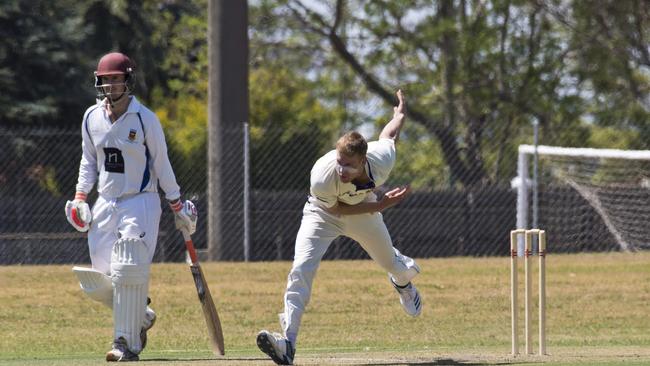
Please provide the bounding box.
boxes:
[95,52,135,76]
[94,52,136,101]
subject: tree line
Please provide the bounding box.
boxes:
[1,0,648,192]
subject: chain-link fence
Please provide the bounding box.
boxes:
[1,123,643,265]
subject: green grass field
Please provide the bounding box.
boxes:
[1,252,650,365]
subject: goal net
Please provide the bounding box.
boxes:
[516,145,650,252]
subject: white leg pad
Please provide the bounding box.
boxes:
[111,238,150,354]
[72,266,113,308]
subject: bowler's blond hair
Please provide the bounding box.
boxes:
[336,131,367,157]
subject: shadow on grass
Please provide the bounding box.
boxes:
[359,358,528,366]
[140,356,269,362]
[136,358,538,365]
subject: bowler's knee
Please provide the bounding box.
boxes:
[285,263,319,304]
[287,264,316,288]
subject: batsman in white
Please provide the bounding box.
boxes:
[65,52,197,362]
[257,90,421,365]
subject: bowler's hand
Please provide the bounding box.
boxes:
[379,186,411,211]
[393,89,406,121]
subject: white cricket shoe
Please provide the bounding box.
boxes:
[256,330,295,365]
[140,303,157,351]
[106,337,139,362]
[391,278,422,317]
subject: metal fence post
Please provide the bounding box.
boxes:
[243,121,251,262]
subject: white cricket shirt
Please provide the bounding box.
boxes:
[75,97,181,201]
[309,138,396,208]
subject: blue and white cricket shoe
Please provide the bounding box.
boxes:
[256,330,295,365]
[391,279,422,317]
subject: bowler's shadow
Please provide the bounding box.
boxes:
[360,358,526,366]
[140,356,269,362]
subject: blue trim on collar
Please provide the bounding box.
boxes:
[137,112,150,191]
[83,105,101,147]
[354,180,375,191]
[366,159,375,181]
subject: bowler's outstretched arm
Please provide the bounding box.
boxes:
[379,89,406,143]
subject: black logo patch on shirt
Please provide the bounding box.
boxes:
[342,190,367,198]
[128,129,137,141]
[103,147,125,173]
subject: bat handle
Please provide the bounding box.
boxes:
[182,229,199,264]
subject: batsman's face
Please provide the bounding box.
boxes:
[336,152,365,183]
[100,74,126,97]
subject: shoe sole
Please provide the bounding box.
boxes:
[402,304,422,317]
[256,332,290,365]
[106,352,139,362]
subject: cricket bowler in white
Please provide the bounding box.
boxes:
[257,90,421,365]
[65,52,197,362]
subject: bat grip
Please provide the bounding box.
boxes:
[182,229,199,264]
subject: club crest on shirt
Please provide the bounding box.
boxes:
[128,129,137,141]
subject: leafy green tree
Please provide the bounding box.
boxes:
[80,0,206,104]
[152,1,344,191]
[0,0,93,126]
[252,0,649,189]
[553,0,650,148]
[0,0,205,127]
[156,94,208,195]
[157,65,344,191]
[249,65,343,190]
[3,0,648,194]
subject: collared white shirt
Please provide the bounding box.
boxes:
[309,138,396,208]
[75,96,181,201]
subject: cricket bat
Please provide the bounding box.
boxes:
[182,230,225,356]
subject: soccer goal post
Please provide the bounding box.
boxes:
[515,144,650,253]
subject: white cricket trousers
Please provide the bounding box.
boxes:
[281,202,419,345]
[87,192,162,274]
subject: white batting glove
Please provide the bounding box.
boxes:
[170,199,198,235]
[65,192,92,232]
